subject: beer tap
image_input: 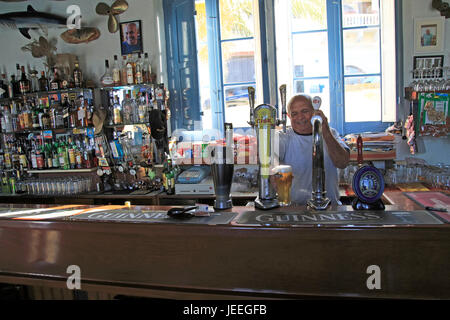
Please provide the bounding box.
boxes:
[248,85,286,210]
[278,85,287,133]
[247,86,256,127]
[307,96,330,210]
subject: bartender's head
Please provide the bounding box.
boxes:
[287,94,313,135]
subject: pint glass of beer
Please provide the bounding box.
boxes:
[272,165,293,206]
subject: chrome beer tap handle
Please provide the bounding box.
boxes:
[247,86,256,128]
[279,84,287,133]
[307,96,330,210]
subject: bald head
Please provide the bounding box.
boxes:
[287,94,313,115]
[287,94,314,134]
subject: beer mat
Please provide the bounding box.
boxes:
[68,210,237,225]
[404,192,450,223]
[234,210,443,226]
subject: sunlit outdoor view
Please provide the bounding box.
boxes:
[196,0,383,131]
[195,0,256,129]
[342,0,381,122]
[287,0,381,124]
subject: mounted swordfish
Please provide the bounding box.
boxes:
[0,5,67,39]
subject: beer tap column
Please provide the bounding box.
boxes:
[307,96,330,210]
[248,87,279,210]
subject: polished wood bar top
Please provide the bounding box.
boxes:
[0,190,449,299]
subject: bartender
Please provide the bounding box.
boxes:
[277,94,350,204]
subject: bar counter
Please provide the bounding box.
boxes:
[0,190,449,300]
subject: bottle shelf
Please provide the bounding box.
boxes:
[104,123,150,128]
[0,88,93,102]
[27,167,98,174]
[98,83,155,90]
[2,126,95,135]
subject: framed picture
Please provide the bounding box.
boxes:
[413,55,444,78]
[119,20,143,55]
[414,17,445,53]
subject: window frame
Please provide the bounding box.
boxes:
[166,0,403,135]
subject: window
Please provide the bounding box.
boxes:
[165,0,399,135]
[275,0,398,134]
[195,0,261,130]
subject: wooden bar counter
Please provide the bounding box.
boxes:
[0,190,448,300]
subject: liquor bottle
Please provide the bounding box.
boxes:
[0,74,7,98]
[135,53,143,84]
[62,97,70,128]
[67,136,76,169]
[8,75,15,98]
[77,99,87,127]
[83,137,93,169]
[120,55,128,86]
[29,70,39,92]
[39,71,48,91]
[52,140,59,169]
[49,68,60,90]
[75,138,83,169]
[43,105,51,130]
[122,92,133,124]
[30,141,37,170]
[45,142,52,169]
[49,98,56,129]
[14,64,21,96]
[126,54,135,85]
[57,138,64,169]
[112,55,121,86]
[37,102,44,129]
[138,93,148,123]
[113,95,122,125]
[18,140,28,170]
[130,91,139,123]
[10,101,18,132]
[143,52,152,83]
[2,105,13,133]
[69,99,77,128]
[60,67,70,89]
[100,59,114,87]
[73,60,83,88]
[64,137,70,170]
[23,103,33,129]
[19,66,31,94]
[55,100,64,128]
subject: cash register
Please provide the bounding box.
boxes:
[175,166,215,195]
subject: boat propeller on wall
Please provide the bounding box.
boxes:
[95,0,128,33]
[432,0,450,18]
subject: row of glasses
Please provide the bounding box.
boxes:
[18,176,94,196]
[410,66,450,92]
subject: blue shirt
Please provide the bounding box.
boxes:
[122,41,141,54]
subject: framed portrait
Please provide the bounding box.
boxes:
[413,55,444,78]
[119,20,143,55]
[414,17,445,53]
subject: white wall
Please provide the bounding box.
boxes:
[397,0,450,165]
[0,0,167,85]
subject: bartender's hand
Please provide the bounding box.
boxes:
[312,110,330,132]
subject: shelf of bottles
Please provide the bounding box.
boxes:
[0,85,99,196]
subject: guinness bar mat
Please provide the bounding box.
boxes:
[68,210,238,225]
[404,192,450,223]
[235,210,444,226]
